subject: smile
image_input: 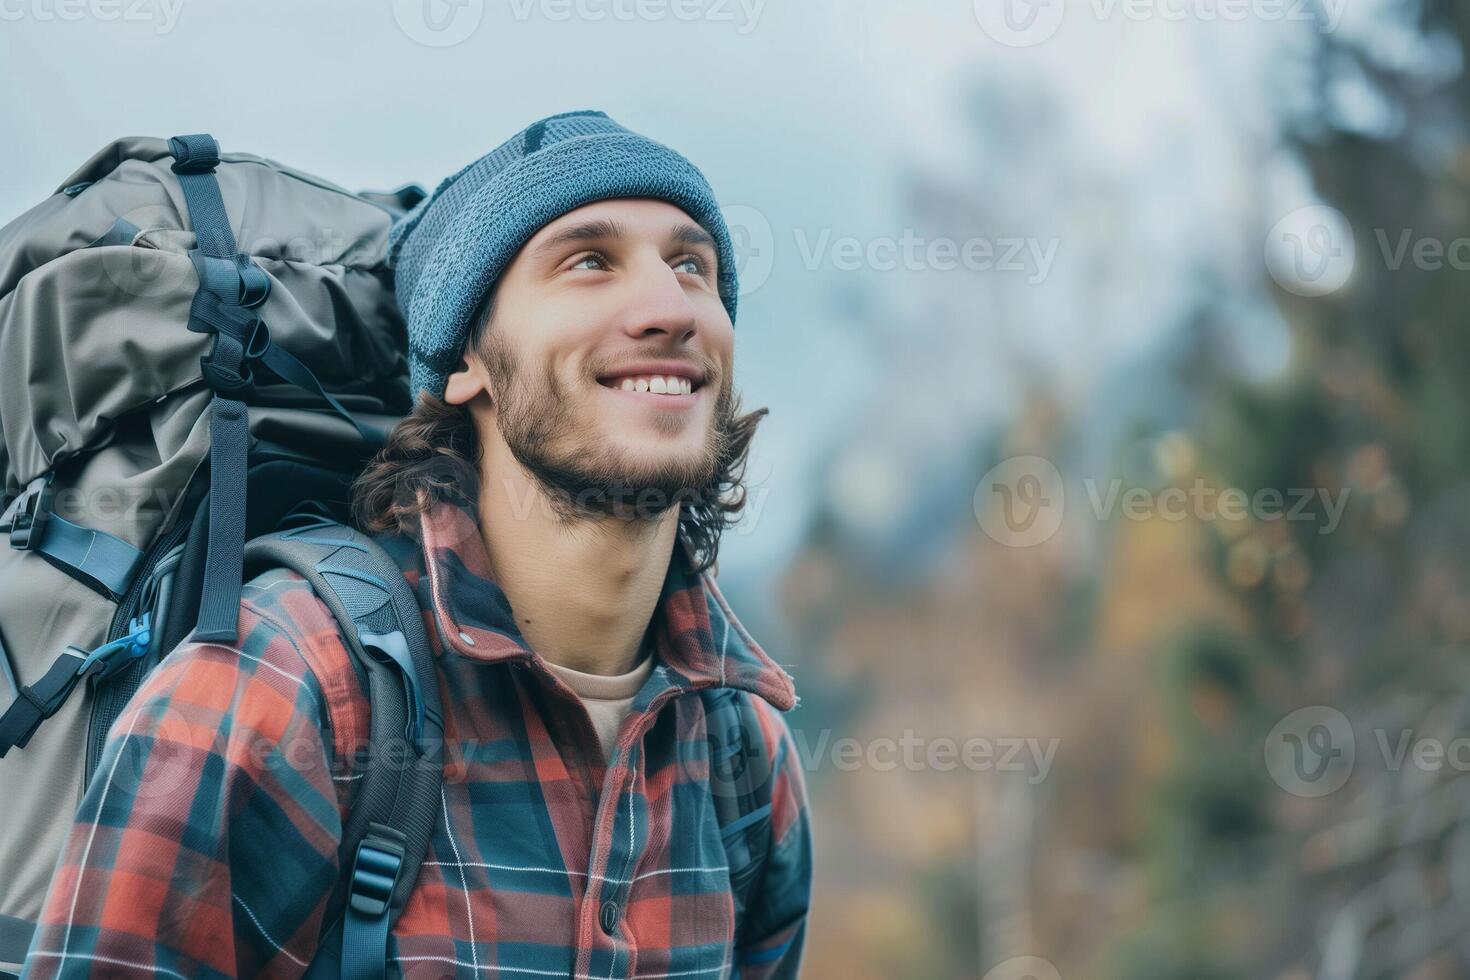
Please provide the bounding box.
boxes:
[597,373,698,396]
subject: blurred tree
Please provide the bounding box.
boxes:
[1124,2,1470,977]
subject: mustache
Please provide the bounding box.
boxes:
[589,350,724,386]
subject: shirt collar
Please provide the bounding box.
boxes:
[397,495,797,711]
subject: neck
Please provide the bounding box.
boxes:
[474,438,680,676]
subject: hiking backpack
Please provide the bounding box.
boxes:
[0,132,443,975]
[0,134,776,978]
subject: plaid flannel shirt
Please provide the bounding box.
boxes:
[21,496,810,979]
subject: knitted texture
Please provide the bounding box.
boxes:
[389,110,740,400]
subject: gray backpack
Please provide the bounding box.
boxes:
[0,134,445,978]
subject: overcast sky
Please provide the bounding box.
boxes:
[3,0,1362,581]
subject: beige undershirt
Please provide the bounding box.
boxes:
[543,653,655,762]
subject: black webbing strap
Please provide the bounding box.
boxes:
[168,133,256,645]
[0,611,150,758]
[168,134,237,259]
[0,648,87,757]
[168,134,375,643]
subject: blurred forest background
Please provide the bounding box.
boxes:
[776,2,1470,978]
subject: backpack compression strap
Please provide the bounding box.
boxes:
[242,519,444,980]
[167,134,374,645]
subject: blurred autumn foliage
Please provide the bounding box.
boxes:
[772,3,1470,978]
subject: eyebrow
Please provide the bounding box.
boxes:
[529,218,718,262]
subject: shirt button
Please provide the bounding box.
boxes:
[599,898,620,935]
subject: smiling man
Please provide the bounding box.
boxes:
[22,110,810,979]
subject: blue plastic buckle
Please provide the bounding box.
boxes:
[348,835,405,918]
[78,612,152,683]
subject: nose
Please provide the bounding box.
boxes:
[618,252,698,343]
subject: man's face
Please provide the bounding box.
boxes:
[450,197,737,517]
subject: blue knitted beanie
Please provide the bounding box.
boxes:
[388,109,740,401]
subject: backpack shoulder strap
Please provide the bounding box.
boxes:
[700,686,777,945]
[242,518,444,980]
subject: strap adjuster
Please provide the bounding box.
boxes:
[348,826,407,918]
[7,474,54,551]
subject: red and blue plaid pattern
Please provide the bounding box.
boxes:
[21,497,810,978]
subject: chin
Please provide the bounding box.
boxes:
[604,439,713,483]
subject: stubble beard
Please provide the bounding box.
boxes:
[481,333,733,524]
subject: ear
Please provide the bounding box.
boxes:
[442,354,490,407]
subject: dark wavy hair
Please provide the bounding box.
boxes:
[350,292,767,573]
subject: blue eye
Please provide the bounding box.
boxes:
[675,255,707,275]
[572,253,608,271]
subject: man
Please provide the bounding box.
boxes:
[22,110,811,979]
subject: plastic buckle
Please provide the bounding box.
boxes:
[348,830,406,918]
[84,613,153,683]
[7,475,54,551]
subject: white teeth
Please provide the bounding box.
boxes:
[607,373,696,394]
